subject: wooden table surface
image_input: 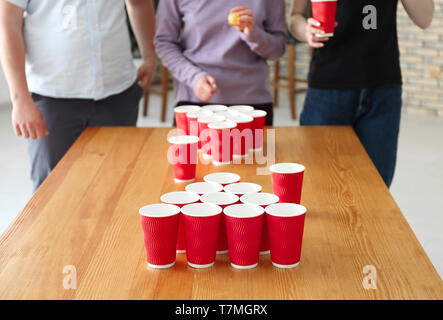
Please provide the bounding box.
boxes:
[0,126,441,300]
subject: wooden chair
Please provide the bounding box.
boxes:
[142,63,173,122]
[271,35,308,120]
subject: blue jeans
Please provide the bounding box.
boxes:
[301,86,402,188]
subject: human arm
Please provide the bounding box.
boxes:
[0,0,48,139]
[231,1,287,61]
[125,0,157,89]
[154,0,216,101]
[401,0,434,30]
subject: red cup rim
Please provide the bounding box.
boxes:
[198,114,226,124]
[203,172,241,185]
[185,182,224,194]
[200,192,239,206]
[229,105,255,112]
[208,120,237,130]
[217,110,238,116]
[160,191,200,205]
[139,203,181,218]
[265,203,307,217]
[187,109,213,119]
[181,203,223,217]
[168,135,200,145]
[226,113,254,124]
[311,0,337,2]
[240,193,279,206]
[270,163,305,174]
[242,110,267,118]
[201,104,228,112]
[174,105,201,113]
[224,182,262,195]
[224,204,264,218]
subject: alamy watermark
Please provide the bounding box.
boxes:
[362,265,377,290]
[62,265,77,290]
[167,126,276,176]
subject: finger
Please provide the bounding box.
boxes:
[238,16,254,24]
[136,68,144,82]
[335,21,339,27]
[230,6,245,13]
[40,119,49,136]
[37,121,49,139]
[307,18,321,27]
[314,35,330,42]
[203,83,215,96]
[309,26,325,35]
[27,124,37,140]
[309,40,324,48]
[141,75,150,90]
[20,124,29,139]
[206,75,217,86]
[308,35,325,48]
[35,123,44,140]
[14,123,22,136]
[237,9,253,17]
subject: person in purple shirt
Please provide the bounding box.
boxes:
[154,0,287,125]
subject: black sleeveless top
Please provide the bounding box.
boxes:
[308,0,402,89]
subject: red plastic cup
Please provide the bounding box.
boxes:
[224,204,265,269]
[200,192,240,254]
[225,113,254,158]
[243,110,267,152]
[168,135,199,184]
[174,105,201,135]
[208,120,237,165]
[228,105,255,113]
[265,203,307,268]
[240,193,279,255]
[139,204,181,269]
[185,182,224,195]
[181,203,223,268]
[215,110,238,119]
[160,191,200,253]
[198,114,225,155]
[203,172,241,187]
[270,163,305,204]
[187,109,213,137]
[311,0,337,37]
[224,182,262,197]
[202,104,228,113]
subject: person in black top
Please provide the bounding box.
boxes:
[290,0,434,187]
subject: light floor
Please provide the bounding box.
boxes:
[0,91,442,280]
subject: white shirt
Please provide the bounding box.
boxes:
[8,0,137,100]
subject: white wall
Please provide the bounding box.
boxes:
[0,65,11,105]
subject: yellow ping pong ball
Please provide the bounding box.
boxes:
[228,12,240,26]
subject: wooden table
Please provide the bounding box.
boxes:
[0,127,441,300]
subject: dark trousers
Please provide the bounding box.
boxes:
[28,82,143,192]
[301,86,402,188]
[176,101,274,126]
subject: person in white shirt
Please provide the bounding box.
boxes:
[0,0,156,191]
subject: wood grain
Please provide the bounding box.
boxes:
[0,126,441,300]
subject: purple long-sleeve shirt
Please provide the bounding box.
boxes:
[154,0,287,105]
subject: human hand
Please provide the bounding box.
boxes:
[137,58,157,90]
[305,18,337,48]
[194,75,217,102]
[230,6,255,35]
[11,95,48,140]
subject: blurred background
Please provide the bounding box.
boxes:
[0,1,442,278]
